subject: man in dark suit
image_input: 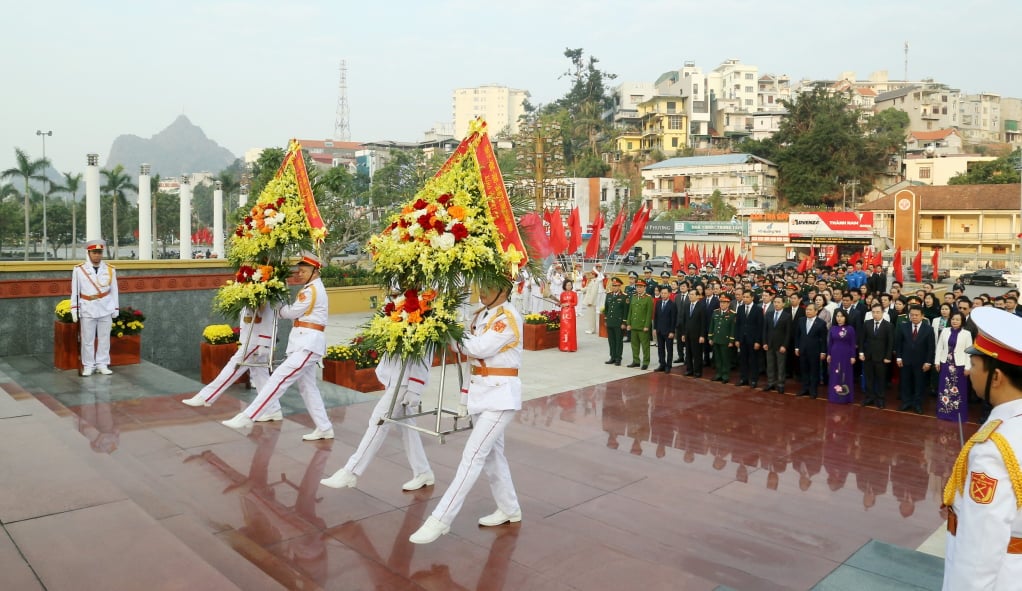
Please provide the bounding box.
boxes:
[677,289,708,378]
[794,303,828,398]
[762,295,793,394]
[734,289,763,387]
[867,265,887,297]
[858,303,894,408]
[703,283,720,369]
[653,286,677,373]
[893,305,935,414]
[786,291,807,380]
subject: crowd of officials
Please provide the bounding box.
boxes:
[525,259,1022,423]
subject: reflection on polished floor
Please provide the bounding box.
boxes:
[0,355,965,590]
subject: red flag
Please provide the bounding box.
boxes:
[520,212,552,258]
[671,250,681,274]
[931,249,940,281]
[584,212,605,260]
[607,209,627,253]
[893,247,904,284]
[546,208,569,255]
[737,255,748,275]
[805,247,816,273]
[701,244,708,266]
[872,250,883,268]
[825,246,839,268]
[848,251,861,268]
[797,256,808,274]
[617,205,651,255]
[912,250,923,283]
[567,207,582,255]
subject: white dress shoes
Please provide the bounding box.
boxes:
[409,516,450,544]
[320,468,357,489]
[81,368,94,377]
[478,509,522,527]
[221,414,254,430]
[181,395,210,407]
[96,366,113,375]
[401,471,435,491]
[302,428,334,441]
[254,410,283,422]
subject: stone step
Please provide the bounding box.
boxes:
[811,539,944,590]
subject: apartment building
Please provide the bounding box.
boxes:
[452,84,529,139]
[874,82,960,132]
[959,92,1002,143]
[640,153,778,215]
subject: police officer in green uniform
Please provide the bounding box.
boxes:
[626,278,654,370]
[659,270,672,294]
[709,293,736,383]
[623,271,638,343]
[686,263,702,291]
[603,277,629,366]
[642,266,657,297]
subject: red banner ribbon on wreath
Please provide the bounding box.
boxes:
[278,140,327,243]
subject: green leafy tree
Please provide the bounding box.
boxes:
[1,148,49,259]
[100,164,138,258]
[367,150,444,213]
[248,147,287,205]
[708,190,738,221]
[0,185,21,256]
[312,165,375,260]
[949,149,1022,185]
[54,172,83,255]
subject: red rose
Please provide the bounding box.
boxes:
[398,218,409,228]
[432,219,446,233]
[276,197,285,207]
[417,214,433,230]
[413,199,428,210]
[450,223,469,241]
[403,289,420,313]
[437,193,452,206]
[383,302,395,314]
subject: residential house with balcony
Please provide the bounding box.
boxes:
[757,74,791,112]
[874,82,960,133]
[636,96,689,155]
[959,92,1002,143]
[859,184,1022,262]
[902,154,997,186]
[654,62,712,147]
[905,129,963,156]
[604,82,656,131]
[640,153,778,215]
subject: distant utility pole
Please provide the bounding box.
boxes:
[904,42,909,82]
[334,60,351,141]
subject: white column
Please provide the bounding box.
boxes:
[213,180,224,258]
[239,187,248,209]
[179,175,192,260]
[138,164,152,260]
[85,154,101,241]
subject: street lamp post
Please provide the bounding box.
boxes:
[36,130,52,260]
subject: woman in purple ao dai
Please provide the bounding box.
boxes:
[935,312,972,422]
[826,309,857,404]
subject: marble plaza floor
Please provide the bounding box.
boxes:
[0,314,970,590]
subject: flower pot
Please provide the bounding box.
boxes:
[523,323,557,351]
[109,334,141,366]
[54,321,80,370]
[323,359,385,393]
[200,341,247,385]
[598,313,608,338]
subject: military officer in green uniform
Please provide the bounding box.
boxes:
[658,270,672,294]
[642,266,658,297]
[626,278,654,370]
[603,277,629,366]
[623,271,638,343]
[708,293,736,383]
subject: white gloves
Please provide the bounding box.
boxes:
[399,386,421,409]
[71,310,78,323]
[111,312,119,320]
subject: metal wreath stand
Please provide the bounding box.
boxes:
[236,308,280,376]
[379,345,474,443]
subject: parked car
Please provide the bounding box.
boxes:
[648,255,673,269]
[746,259,766,272]
[767,261,799,273]
[901,264,950,283]
[958,268,1016,287]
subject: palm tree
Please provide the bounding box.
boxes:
[100,164,137,259]
[55,172,82,257]
[1,148,49,260]
[0,183,18,255]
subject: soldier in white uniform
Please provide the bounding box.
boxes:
[222,252,332,441]
[181,302,282,421]
[319,351,434,491]
[942,307,1022,590]
[409,281,523,544]
[70,239,119,376]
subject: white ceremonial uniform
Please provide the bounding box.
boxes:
[430,303,522,526]
[70,258,119,371]
[242,277,330,430]
[341,353,432,478]
[192,303,279,412]
[943,398,1022,590]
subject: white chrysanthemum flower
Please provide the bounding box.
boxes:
[430,233,456,250]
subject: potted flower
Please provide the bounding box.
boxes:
[523,310,560,351]
[54,299,79,369]
[53,300,145,369]
[323,336,384,392]
[200,324,242,384]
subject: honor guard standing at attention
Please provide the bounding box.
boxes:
[942,307,1022,590]
[70,239,119,376]
[222,252,333,441]
[603,277,629,366]
[642,266,658,297]
[626,278,654,370]
[708,293,736,383]
[409,280,523,544]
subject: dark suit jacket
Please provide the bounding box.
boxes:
[867,272,887,295]
[858,318,894,362]
[677,299,708,340]
[788,305,806,350]
[703,295,720,331]
[735,303,763,346]
[762,307,792,350]
[653,298,677,335]
[794,316,828,357]
[894,320,936,368]
[838,306,864,333]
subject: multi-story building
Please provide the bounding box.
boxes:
[959,92,1002,143]
[1002,97,1022,146]
[299,139,363,171]
[708,59,759,113]
[902,154,997,185]
[640,153,778,215]
[604,82,656,130]
[874,81,960,132]
[757,74,791,112]
[452,84,529,139]
[654,62,712,144]
[905,129,963,156]
[636,96,689,155]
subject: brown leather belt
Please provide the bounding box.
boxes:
[471,366,518,377]
[947,508,1022,554]
[80,291,109,301]
[293,320,325,331]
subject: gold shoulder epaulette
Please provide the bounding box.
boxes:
[972,419,1003,444]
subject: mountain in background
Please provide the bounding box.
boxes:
[106,115,238,178]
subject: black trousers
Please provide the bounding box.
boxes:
[799,353,823,393]
[737,339,759,384]
[863,360,887,404]
[684,337,704,375]
[656,332,674,369]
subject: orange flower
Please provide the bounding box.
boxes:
[406,310,422,323]
[259,226,272,234]
[420,290,437,303]
[447,205,467,220]
[426,203,437,215]
[258,265,274,280]
[402,204,415,214]
[390,311,403,322]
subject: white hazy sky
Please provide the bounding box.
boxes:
[3,0,1019,177]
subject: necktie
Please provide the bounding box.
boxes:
[774,311,779,326]
[874,321,879,334]
[746,305,751,317]
[912,324,918,339]
[690,303,695,315]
